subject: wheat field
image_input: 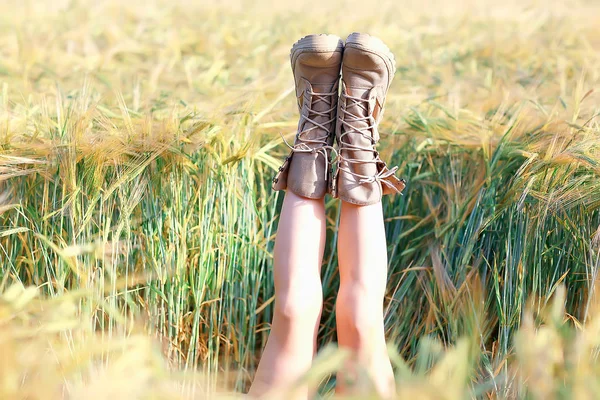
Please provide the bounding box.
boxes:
[1,0,600,398]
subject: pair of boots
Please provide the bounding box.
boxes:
[272,33,406,206]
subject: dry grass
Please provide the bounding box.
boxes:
[1,0,600,398]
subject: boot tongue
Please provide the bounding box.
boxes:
[300,80,337,142]
[340,84,379,163]
[344,85,377,139]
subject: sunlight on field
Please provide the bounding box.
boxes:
[1,0,600,398]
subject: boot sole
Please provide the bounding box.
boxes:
[345,32,396,89]
[290,34,344,72]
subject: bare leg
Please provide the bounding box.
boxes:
[335,200,395,397]
[249,191,326,399]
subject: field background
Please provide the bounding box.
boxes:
[1,0,600,398]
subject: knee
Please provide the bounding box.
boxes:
[336,283,384,340]
[274,281,323,323]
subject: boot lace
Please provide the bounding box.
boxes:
[337,91,399,191]
[280,88,338,178]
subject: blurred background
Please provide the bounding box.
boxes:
[1,0,600,398]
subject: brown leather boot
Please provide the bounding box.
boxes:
[332,33,406,206]
[272,34,344,199]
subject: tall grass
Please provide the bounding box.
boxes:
[1,0,600,397]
